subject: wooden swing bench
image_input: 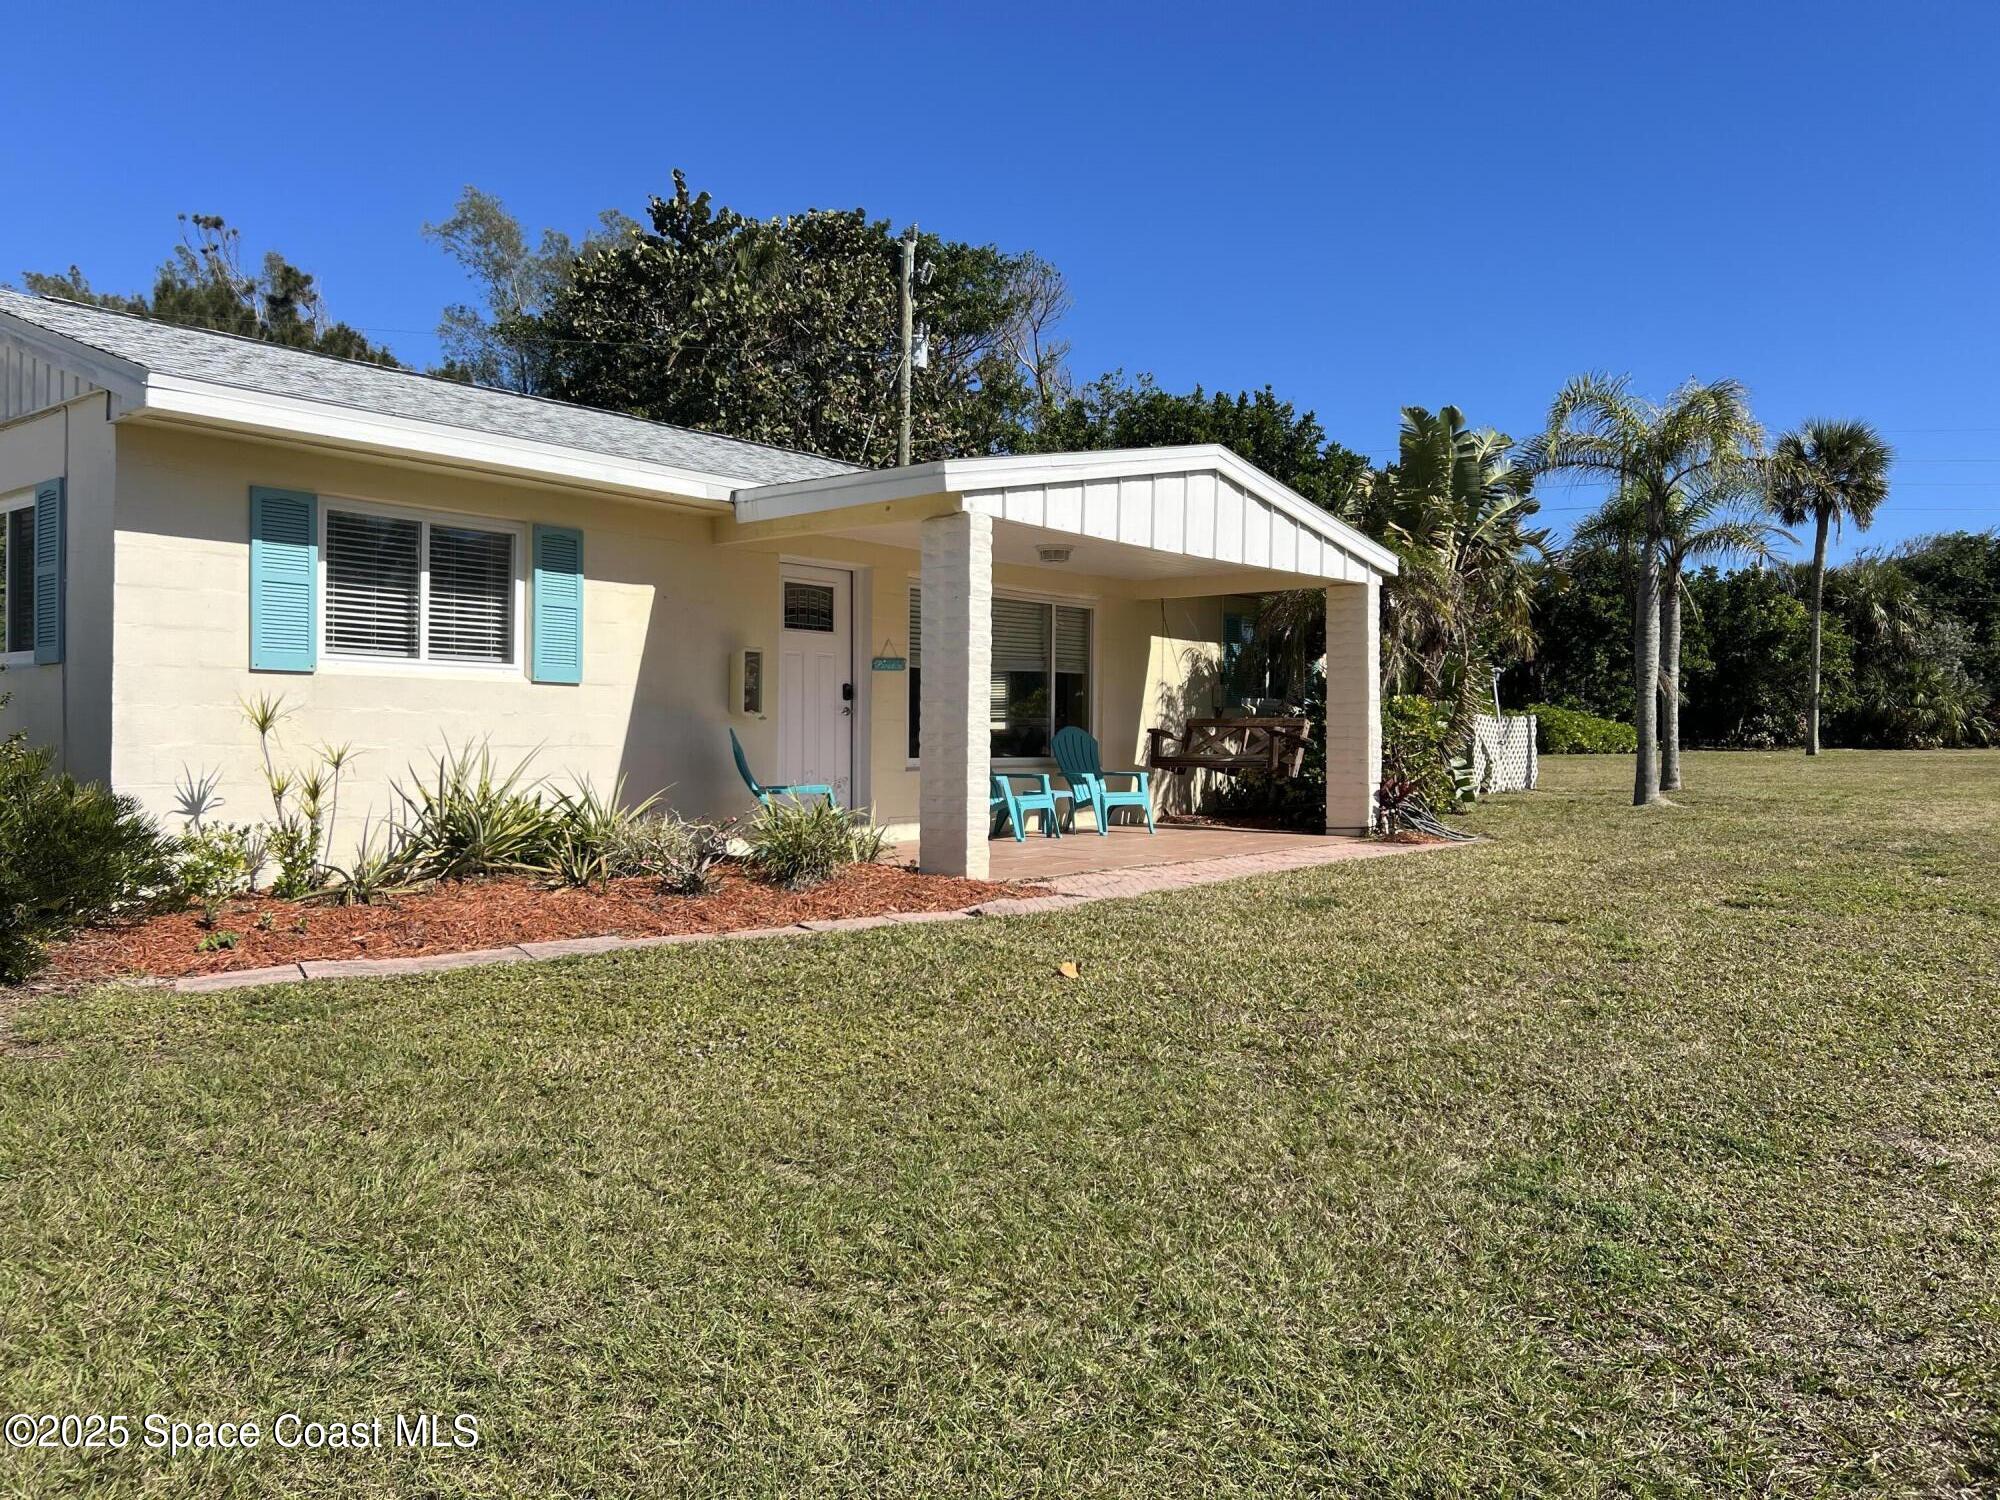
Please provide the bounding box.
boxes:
[1146,716,1313,779]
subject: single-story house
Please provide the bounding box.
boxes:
[0,289,1393,879]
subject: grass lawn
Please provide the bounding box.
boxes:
[4,751,1998,1497]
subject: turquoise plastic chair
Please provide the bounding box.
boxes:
[730,728,838,810]
[990,772,1069,842]
[1052,726,1155,835]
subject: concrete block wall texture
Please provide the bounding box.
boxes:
[0,397,117,782]
[104,425,785,851]
[1323,579,1382,835]
[917,510,993,878]
[9,413,1326,867]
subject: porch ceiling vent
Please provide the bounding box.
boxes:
[1036,545,1073,565]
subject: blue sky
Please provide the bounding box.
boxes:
[5,1,1995,562]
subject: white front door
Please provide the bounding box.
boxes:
[777,564,854,804]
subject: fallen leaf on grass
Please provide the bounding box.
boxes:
[1056,961,1082,979]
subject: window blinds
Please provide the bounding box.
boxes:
[992,596,1051,672]
[324,511,421,658]
[1055,604,1090,674]
[427,525,514,663]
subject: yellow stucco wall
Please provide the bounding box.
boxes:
[88,424,1233,852]
[0,397,116,781]
[754,533,1226,832]
[109,426,788,850]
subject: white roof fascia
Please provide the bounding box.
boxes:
[733,444,1400,577]
[0,308,147,410]
[133,372,741,505]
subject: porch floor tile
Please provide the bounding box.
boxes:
[898,824,1386,884]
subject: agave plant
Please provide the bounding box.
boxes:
[546,777,665,890]
[386,741,562,882]
[317,818,407,905]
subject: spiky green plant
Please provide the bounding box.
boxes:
[386,741,561,881]
[744,800,887,891]
[547,777,665,890]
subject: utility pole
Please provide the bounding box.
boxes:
[898,224,917,467]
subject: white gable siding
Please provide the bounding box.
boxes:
[963,464,1384,585]
[2,334,100,422]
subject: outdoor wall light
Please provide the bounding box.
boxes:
[1036,545,1073,565]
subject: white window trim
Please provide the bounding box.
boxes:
[0,490,34,667]
[904,584,1099,770]
[316,494,528,677]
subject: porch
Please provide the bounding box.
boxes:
[727,446,1399,879]
[976,823,1373,883]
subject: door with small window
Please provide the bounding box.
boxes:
[777,565,854,805]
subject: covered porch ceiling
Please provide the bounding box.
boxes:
[722,445,1399,590]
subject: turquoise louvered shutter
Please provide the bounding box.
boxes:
[31,478,64,665]
[249,486,318,672]
[531,524,583,684]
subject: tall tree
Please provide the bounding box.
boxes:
[532,172,1058,465]
[1357,406,1550,716]
[1527,375,1763,805]
[423,187,637,392]
[1024,373,1368,517]
[25,214,397,366]
[1678,565,1831,747]
[1572,478,1787,789]
[1767,419,1894,756]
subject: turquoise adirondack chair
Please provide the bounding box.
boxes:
[990,771,1070,842]
[1052,726,1155,835]
[730,728,838,810]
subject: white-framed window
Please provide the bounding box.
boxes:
[319,498,524,671]
[907,586,1092,762]
[0,492,35,663]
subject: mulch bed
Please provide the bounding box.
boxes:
[43,862,1035,985]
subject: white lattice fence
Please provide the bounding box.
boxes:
[1471,714,1537,793]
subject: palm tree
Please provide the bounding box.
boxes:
[1767,420,1893,755]
[1360,406,1550,710]
[1252,405,1549,737]
[1572,479,1789,790]
[1526,375,1764,806]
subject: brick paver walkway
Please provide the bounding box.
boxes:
[173,837,1465,993]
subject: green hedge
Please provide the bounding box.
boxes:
[1528,703,1637,755]
[1,708,178,982]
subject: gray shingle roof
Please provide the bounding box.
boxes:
[0,289,858,487]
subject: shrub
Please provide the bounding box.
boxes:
[264,818,321,900]
[1528,703,1637,755]
[173,824,260,927]
[386,742,564,882]
[548,779,664,890]
[318,821,404,906]
[606,810,734,895]
[744,800,885,891]
[1383,694,1473,813]
[0,711,178,982]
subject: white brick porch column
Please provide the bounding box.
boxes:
[1324,579,1381,835]
[919,511,993,877]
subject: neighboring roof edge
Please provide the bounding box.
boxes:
[733,445,1401,577]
